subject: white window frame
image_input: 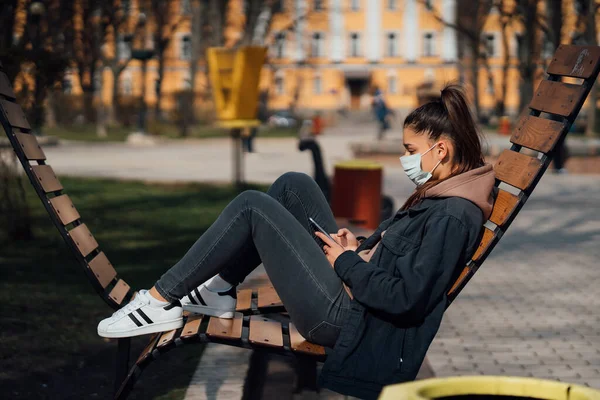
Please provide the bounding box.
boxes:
[422,31,436,57]
[311,32,325,57]
[180,35,192,61]
[388,75,398,94]
[386,31,399,57]
[350,0,360,11]
[314,74,322,94]
[117,34,132,61]
[121,70,132,95]
[275,77,285,95]
[483,32,498,58]
[349,32,361,57]
[273,32,286,59]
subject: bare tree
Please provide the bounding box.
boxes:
[514,0,543,112]
[573,0,598,136]
[99,0,145,126]
[422,0,494,120]
[147,0,185,120]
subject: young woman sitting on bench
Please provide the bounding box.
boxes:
[97,84,495,399]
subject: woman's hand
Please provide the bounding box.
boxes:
[335,228,359,251]
[315,231,355,267]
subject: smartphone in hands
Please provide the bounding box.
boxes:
[309,217,342,248]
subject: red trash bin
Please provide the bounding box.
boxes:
[331,160,382,230]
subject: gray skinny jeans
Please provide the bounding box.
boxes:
[155,172,352,347]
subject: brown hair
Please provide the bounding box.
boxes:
[401,83,485,210]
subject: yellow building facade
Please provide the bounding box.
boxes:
[58,0,585,119]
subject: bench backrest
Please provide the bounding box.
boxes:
[0,63,132,310]
[1,45,599,312]
[446,45,600,305]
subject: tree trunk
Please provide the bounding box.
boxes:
[585,0,597,137]
[109,68,119,126]
[469,41,481,121]
[45,89,57,128]
[96,68,107,137]
[154,49,165,121]
[496,6,510,117]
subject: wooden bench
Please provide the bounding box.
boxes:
[2,44,599,399]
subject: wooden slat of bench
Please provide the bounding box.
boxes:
[257,286,283,309]
[31,165,63,193]
[511,115,565,153]
[289,323,326,356]
[249,316,284,348]
[529,80,586,118]
[547,45,600,79]
[488,190,520,228]
[206,313,243,340]
[236,289,252,312]
[0,99,30,129]
[494,150,542,191]
[49,194,80,225]
[0,72,16,100]
[472,227,495,262]
[447,266,470,297]
[15,132,46,160]
[157,330,177,348]
[109,279,131,305]
[181,315,203,339]
[69,223,99,257]
[88,252,117,288]
[136,334,160,365]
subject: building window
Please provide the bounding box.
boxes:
[349,33,361,57]
[121,73,132,95]
[314,75,322,94]
[387,0,397,10]
[387,32,398,57]
[117,34,132,60]
[422,32,435,57]
[311,32,324,57]
[484,34,496,58]
[424,0,433,10]
[274,32,286,58]
[274,0,285,13]
[388,76,397,94]
[350,0,360,11]
[314,0,324,11]
[181,35,192,60]
[275,76,285,95]
[181,0,192,14]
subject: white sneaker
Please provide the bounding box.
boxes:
[181,285,237,319]
[97,290,183,338]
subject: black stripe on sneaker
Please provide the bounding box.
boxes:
[218,286,237,299]
[136,309,153,324]
[128,312,143,327]
[164,300,181,310]
[187,293,198,305]
[195,288,207,306]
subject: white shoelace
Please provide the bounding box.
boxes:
[112,290,150,320]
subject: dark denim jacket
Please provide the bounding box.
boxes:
[319,197,484,399]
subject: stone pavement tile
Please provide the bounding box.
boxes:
[183,344,252,400]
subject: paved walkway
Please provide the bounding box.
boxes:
[42,123,600,394]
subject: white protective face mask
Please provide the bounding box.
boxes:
[399,142,442,186]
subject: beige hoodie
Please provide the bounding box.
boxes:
[358,164,495,262]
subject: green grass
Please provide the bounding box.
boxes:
[0,177,267,399]
[45,123,298,142]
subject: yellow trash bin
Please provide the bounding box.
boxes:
[379,376,600,400]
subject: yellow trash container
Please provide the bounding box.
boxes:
[379,376,600,400]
